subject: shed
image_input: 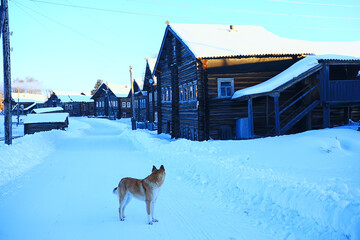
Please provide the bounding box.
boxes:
[24,113,69,134]
[32,107,64,114]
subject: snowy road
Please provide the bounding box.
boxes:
[1,117,359,240]
[0,118,268,240]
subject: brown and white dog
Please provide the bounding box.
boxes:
[113,165,166,225]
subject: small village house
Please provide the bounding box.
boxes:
[91,83,130,119]
[144,58,158,126]
[11,93,47,115]
[153,23,360,141]
[43,92,95,116]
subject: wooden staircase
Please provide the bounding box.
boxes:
[268,83,320,135]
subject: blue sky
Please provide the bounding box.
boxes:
[1,0,360,93]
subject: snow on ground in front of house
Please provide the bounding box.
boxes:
[0,117,359,240]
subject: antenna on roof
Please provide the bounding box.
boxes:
[166,20,170,25]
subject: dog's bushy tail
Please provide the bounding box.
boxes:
[113,187,118,195]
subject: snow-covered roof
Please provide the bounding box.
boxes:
[56,95,92,103]
[232,55,360,100]
[33,107,64,114]
[147,58,158,84]
[107,83,131,95]
[24,113,69,124]
[147,58,157,74]
[11,93,47,103]
[24,102,37,111]
[91,83,131,99]
[53,90,91,96]
[169,24,360,58]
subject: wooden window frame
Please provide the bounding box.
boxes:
[217,78,234,98]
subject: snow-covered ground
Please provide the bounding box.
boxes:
[0,117,359,240]
[0,115,25,140]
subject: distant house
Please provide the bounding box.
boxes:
[91,83,131,119]
[56,93,94,116]
[24,112,69,134]
[11,93,47,115]
[43,92,94,116]
[133,80,148,122]
[153,23,360,140]
[43,92,62,108]
[144,58,158,124]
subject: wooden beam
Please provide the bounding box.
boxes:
[272,93,280,136]
[266,96,269,132]
[248,97,254,138]
[323,103,331,128]
[320,63,329,102]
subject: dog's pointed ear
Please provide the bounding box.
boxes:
[152,165,157,172]
[160,165,165,171]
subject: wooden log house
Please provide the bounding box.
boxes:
[134,58,158,129]
[91,83,131,119]
[43,92,95,116]
[153,23,360,140]
[143,58,158,125]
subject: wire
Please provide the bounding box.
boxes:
[10,0,108,47]
[269,0,360,8]
[128,0,360,20]
[25,0,211,22]
[11,1,51,31]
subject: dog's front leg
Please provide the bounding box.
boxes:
[151,200,158,222]
[146,200,153,225]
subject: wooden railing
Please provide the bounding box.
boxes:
[328,80,360,102]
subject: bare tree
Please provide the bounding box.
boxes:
[91,79,103,95]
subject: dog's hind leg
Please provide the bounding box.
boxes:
[118,191,127,221]
[121,193,132,219]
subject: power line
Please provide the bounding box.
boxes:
[28,0,360,21]
[129,0,360,20]
[26,0,211,22]
[11,0,51,31]
[11,0,108,47]
[270,0,360,8]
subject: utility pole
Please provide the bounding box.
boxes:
[129,66,136,130]
[1,0,12,145]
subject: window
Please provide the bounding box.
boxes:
[127,102,130,108]
[194,82,198,99]
[189,85,194,100]
[123,112,127,118]
[149,93,152,102]
[184,86,188,101]
[217,78,234,98]
[179,86,183,101]
[122,102,126,108]
[169,87,172,102]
